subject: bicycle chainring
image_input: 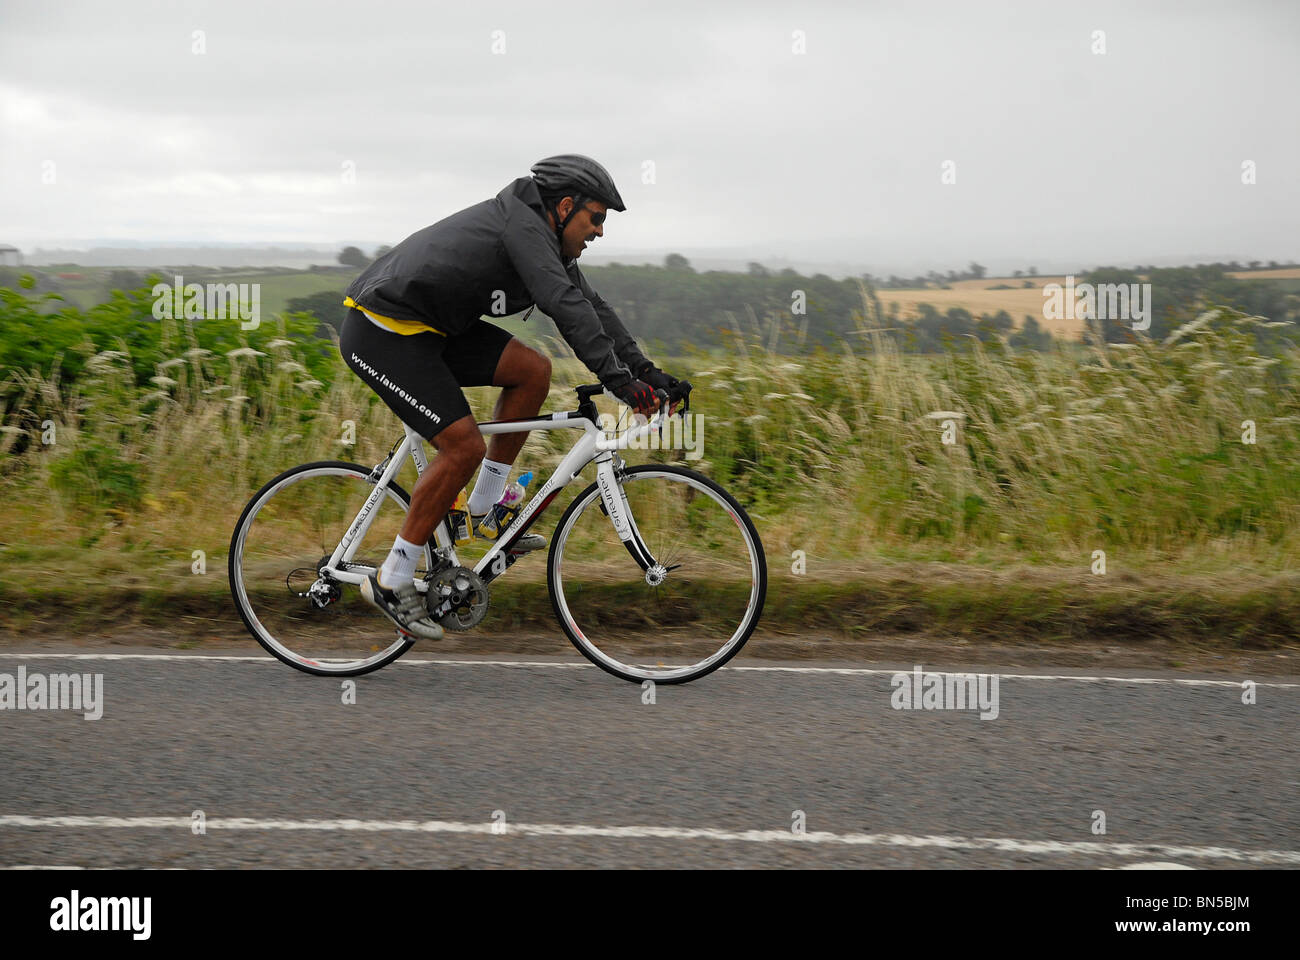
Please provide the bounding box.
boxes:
[425,566,489,631]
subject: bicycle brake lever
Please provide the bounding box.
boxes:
[666,380,691,417]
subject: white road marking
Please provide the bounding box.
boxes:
[0,653,276,663]
[1116,861,1196,870]
[731,666,1293,687]
[0,653,1294,687]
[0,815,1295,864]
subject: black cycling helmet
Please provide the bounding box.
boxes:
[531,154,626,211]
[530,154,626,244]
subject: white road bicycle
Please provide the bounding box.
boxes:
[228,381,767,684]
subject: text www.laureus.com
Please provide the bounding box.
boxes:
[349,353,441,424]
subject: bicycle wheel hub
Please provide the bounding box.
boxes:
[306,554,341,608]
[645,563,668,586]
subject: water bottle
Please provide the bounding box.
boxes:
[484,472,532,537]
[449,489,472,544]
[500,472,533,510]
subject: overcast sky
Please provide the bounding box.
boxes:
[1,0,1297,274]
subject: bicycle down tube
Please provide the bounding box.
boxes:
[321,430,417,584]
[474,402,673,583]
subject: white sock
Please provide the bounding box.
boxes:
[379,534,423,589]
[467,458,511,514]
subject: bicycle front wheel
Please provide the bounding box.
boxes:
[547,464,766,684]
[228,461,432,676]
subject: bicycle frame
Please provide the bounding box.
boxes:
[319,393,682,592]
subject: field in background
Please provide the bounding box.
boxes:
[26,266,357,316]
[876,277,1076,336]
[879,271,1300,338]
[1227,268,1300,280]
[1227,269,1300,295]
[198,270,354,315]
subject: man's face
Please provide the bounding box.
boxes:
[556,197,607,261]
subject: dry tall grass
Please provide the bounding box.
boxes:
[2,303,1297,603]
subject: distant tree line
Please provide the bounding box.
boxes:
[1078,264,1298,347]
[288,254,1299,356]
[867,261,994,289]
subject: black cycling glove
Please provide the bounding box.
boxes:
[608,377,658,415]
[636,363,680,393]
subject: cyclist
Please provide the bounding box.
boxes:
[339,154,681,640]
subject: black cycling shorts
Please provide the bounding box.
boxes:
[339,308,514,440]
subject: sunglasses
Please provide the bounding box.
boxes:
[582,204,606,227]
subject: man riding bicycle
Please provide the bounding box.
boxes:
[339,154,681,641]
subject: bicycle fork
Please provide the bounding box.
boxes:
[593,455,674,584]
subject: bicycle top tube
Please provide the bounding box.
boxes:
[475,382,690,447]
[395,381,691,465]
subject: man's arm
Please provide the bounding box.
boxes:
[570,264,653,378]
[501,208,635,386]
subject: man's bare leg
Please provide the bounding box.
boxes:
[484,339,553,467]
[396,341,549,540]
[462,341,551,517]
[364,418,483,635]
[398,416,485,545]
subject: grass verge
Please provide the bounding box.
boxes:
[2,563,1295,651]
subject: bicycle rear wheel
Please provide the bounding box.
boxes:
[547,464,766,684]
[228,461,431,676]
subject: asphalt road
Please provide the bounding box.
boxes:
[1,647,1297,869]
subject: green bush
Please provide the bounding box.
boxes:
[49,442,144,511]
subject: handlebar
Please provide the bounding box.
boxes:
[645,379,693,415]
[577,379,693,417]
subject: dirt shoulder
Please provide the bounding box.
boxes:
[1,562,1296,677]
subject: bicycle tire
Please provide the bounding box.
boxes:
[228,460,430,676]
[547,464,766,684]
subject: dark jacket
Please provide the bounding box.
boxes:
[344,177,650,386]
